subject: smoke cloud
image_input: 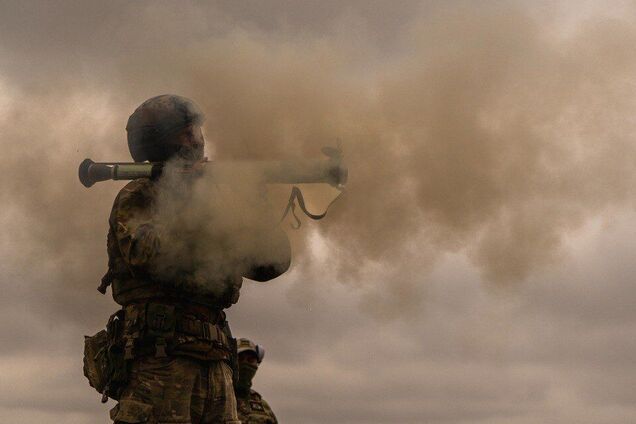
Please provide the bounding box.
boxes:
[2,0,636,313]
[127,1,636,300]
[2,2,636,423]
[147,161,290,296]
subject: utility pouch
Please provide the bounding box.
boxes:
[83,309,129,403]
[145,303,176,337]
[106,309,128,401]
[145,303,175,358]
[218,316,239,386]
[83,329,109,394]
[229,335,239,386]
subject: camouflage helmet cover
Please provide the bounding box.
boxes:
[237,338,265,363]
[126,94,205,162]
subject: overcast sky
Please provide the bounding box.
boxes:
[1,1,636,423]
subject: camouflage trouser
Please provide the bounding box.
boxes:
[110,356,241,424]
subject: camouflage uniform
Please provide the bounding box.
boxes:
[237,390,278,424]
[97,95,290,424]
[106,178,242,424]
[111,357,237,423]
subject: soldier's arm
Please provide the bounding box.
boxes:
[261,397,278,424]
[110,180,162,269]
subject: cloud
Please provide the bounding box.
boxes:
[1,1,636,423]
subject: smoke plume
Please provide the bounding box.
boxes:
[1,1,636,316]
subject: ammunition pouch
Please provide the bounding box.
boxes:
[228,328,239,387]
[83,309,129,403]
[83,329,108,393]
[144,303,175,358]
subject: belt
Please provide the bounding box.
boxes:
[123,302,232,355]
[176,316,230,347]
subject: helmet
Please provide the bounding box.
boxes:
[126,94,205,162]
[237,338,265,363]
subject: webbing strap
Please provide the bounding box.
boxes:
[176,318,229,347]
[280,186,345,229]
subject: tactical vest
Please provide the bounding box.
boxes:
[103,227,242,308]
[100,178,242,309]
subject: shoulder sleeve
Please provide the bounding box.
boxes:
[109,179,161,268]
[257,394,278,424]
[261,398,278,424]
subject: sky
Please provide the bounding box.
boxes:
[1,1,636,423]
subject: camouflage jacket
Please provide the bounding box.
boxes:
[104,177,291,308]
[105,178,245,308]
[237,390,278,424]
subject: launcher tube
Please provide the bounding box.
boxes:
[79,157,347,188]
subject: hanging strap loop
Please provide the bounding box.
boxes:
[280,186,344,229]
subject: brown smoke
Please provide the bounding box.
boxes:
[2,1,636,317]
[168,3,636,287]
[148,160,291,296]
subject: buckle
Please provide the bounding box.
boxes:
[202,322,212,340]
[124,337,135,360]
[146,303,175,336]
[154,337,167,358]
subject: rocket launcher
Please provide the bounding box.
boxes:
[79,147,346,188]
[78,147,347,226]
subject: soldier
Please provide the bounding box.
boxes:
[235,338,278,424]
[102,95,291,424]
